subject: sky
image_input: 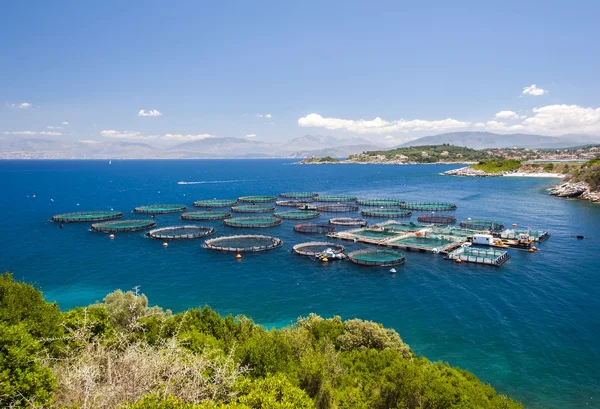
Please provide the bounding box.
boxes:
[1,0,600,146]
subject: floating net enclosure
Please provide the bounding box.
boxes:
[399,202,457,211]
[203,235,282,252]
[238,195,278,203]
[314,195,357,203]
[361,209,412,218]
[348,249,406,266]
[460,219,505,232]
[91,219,156,233]
[329,217,368,226]
[193,199,237,208]
[231,205,275,213]
[134,204,187,214]
[294,223,336,234]
[417,215,457,225]
[276,200,312,207]
[280,192,318,199]
[52,211,123,223]
[356,198,404,206]
[181,211,231,221]
[293,241,345,256]
[447,246,510,266]
[224,216,282,228]
[315,204,359,213]
[352,228,402,239]
[274,210,320,220]
[147,225,216,240]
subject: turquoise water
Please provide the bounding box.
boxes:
[0,159,598,408]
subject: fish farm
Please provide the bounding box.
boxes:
[447,246,510,266]
[360,209,412,218]
[193,199,237,208]
[314,195,357,202]
[292,241,345,257]
[238,195,278,203]
[355,198,404,206]
[280,192,318,199]
[274,210,320,220]
[231,205,275,213]
[181,211,231,221]
[417,215,457,225]
[499,229,549,242]
[460,219,505,232]
[147,225,216,240]
[276,200,311,207]
[399,202,457,211]
[134,204,187,214]
[315,204,360,213]
[51,210,123,223]
[203,234,283,252]
[91,219,156,233]
[329,217,368,226]
[294,223,336,234]
[348,249,407,267]
[223,216,282,228]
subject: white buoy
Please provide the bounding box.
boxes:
[390,268,397,274]
[109,234,115,239]
[162,242,168,247]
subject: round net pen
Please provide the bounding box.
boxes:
[460,219,505,232]
[147,225,216,240]
[224,216,282,228]
[181,211,231,221]
[134,204,187,214]
[193,199,237,208]
[361,209,412,218]
[203,235,283,253]
[293,242,345,257]
[231,205,275,213]
[276,200,312,207]
[398,202,457,211]
[274,210,320,220]
[294,223,336,234]
[314,195,357,203]
[348,249,407,267]
[91,219,156,233]
[315,204,359,213]
[52,210,123,223]
[238,195,278,203]
[279,192,318,199]
[355,198,404,206]
[329,217,368,227]
[417,215,457,225]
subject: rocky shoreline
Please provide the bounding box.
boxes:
[549,181,600,202]
[442,166,503,177]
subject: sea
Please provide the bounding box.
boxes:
[0,159,598,409]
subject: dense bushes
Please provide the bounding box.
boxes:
[472,159,522,173]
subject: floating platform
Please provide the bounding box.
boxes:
[460,219,505,232]
[417,215,457,225]
[193,199,237,208]
[355,198,404,206]
[348,249,406,267]
[399,202,457,211]
[203,234,283,252]
[231,205,275,213]
[52,211,123,223]
[361,209,412,218]
[274,210,320,220]
[294,223,336,234]
[446,245,510,266]
[147,225,216,240]
[315,204,359,213]
[134,204,187,214]
[313,195,357,203]
[276,199,312,207]
[293,241,345,257]
[224,216,282,228]
[238,195,278,203]
[498,229,549,242]
[280,192,318,199]
[329,217,368,227]
[181,211,231,221]
[91,219,156,233]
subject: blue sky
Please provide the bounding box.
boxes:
[1,0,599,145]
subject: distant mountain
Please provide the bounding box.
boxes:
[287,144,383,159]
[281,134,373,151]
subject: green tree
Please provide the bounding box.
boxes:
[102,289,171,330]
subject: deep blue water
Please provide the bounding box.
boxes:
[0,159,598,409]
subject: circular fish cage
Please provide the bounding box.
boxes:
[91,219,156,233]
[329,217,368,226]
[276,199,312,207]
[460,219,505,232]
[193,199,238,208]
[238,195,278,203]
[51,210,123,223]
[274,210,320,220]
[224,216,282,228]
[181,211,231,221]
[355,198,404,206]
[294,223,336,234]
[360,209,412,218]
[147,225,216,240]
[231,205,275,213]
[348,249,407,267]
[315,204,359,213]
[134,204,187,214]
[280,192,318,199]
[417,215,457,225]
[398,202,457,211]
[203,234,283,252]
[314,195,357,203]
[292,241,345,257]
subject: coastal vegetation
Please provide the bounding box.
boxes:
[0,273,523,409]
[348,145,488,163]
[472,159,522,173]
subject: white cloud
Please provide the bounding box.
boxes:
[101,130,214,142]
[9,102,32,109]
[522,84,547,96]
[138,109,162,117]
[47,126,64,130]
[40,131,63,136]
[474,122,486,128]
[265,114,272,119]
[495,110,519,119]
[79,140,102,144]
[256,113,272,119]
[3,131,37,135]
[62,121,70,125]
[298,113,470,134]
[245,133,256,138]
[162,133,214,141]
[101,130,144,139]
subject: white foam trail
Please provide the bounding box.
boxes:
[177,179,252,185]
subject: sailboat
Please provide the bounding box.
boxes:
[109,160,112,165]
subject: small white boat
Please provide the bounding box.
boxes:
[390,268,397,274]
